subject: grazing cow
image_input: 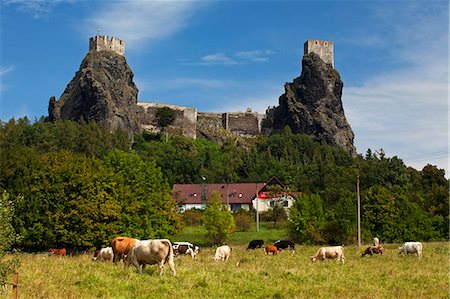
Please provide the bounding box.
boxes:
[173,242,200,259]
[361,245,384,257]
[398,242,423,258]
[264,245,278,255]
[48,248,66,256]
[111,236,139,265]
[125,239,176,276]
[310,246,345,264]
[246,239,264,250]
[274,240,295,253]
[93,247,114,262]
[214,245,231,262]
[373,237,380,246]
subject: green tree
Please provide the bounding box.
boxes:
[288,193,325,244]
[155,107,176,142]
[103,149,182,239]
[0,191,20,287]
[14,150,122,249]
[362,185,399,242]
[203,191,235,245]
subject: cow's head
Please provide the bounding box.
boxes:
[310,256,317,262]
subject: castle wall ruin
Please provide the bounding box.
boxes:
[136,103,266,139]
[304,40,334,67]
[136,102,197,139]
[222,109,265,136]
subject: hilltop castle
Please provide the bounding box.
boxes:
[89,35,125,56]
[304,40,334,67]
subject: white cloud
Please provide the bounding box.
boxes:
[342,3,448,176]
[3,0,78,18]
[200,53,238,66]
[84,1,204,50]
[335,2,449,176]
[234,50,275,62]
[194,49,275,66]
[0,65,15,92]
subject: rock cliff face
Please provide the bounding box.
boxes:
[48,50,140,136]
[269,53,356,156]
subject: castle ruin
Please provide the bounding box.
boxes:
[304,40,334,67]
[89,35,125,56]
[53,36,346,143]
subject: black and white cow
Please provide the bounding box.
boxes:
[246,239,264,250]
[274,240,295,253]
[173,242,200,259]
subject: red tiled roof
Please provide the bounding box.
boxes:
[172,183,267,205]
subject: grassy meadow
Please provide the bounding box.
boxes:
[8,241,449,298]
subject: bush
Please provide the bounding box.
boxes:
[182,209,203,226]
[234,213,252,231]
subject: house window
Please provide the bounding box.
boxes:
[283,201,289,207]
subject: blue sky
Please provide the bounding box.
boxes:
[0,0,448,176]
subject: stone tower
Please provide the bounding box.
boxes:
[89,35,125,56]
[304,40,334,67]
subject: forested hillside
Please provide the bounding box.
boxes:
[0,118,447,250]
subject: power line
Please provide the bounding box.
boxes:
[403,150,449,163]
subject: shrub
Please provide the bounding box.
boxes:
[182,209,203,226]
[234,213,252,231]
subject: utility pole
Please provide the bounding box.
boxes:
[357,173,361,247]
[201,176,207,206]
[256,183,260,232]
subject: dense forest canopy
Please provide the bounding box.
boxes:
[0,118,448,249]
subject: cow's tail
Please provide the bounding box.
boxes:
[111,238,118,265]
[163,239,176,276]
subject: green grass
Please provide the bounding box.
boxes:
[8,242,449,298]
[173,222,288,247]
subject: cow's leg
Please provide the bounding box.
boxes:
[132,260,142,274]
[158,261,165,276]
[168,258,176,276]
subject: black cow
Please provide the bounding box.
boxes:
[246,239,264,250]
[274,240,295,252]
[173,242,200,259]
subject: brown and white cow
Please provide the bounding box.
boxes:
[310,246,345,264]
[373,237,380,246]
[361,245,384,257]
[125,239,176,276]
[111,236,139,265]
[93,247,114,262]
[173,242,200,259]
